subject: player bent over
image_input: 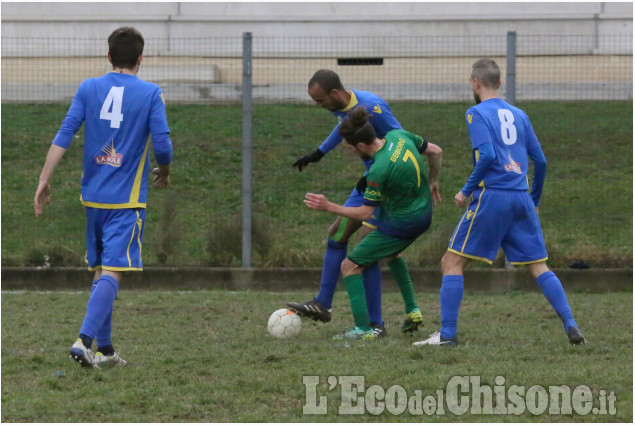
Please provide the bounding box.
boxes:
[414,58,584,347]
[304,108,442,340]
[288,70,408,335]
[34,27,173,368]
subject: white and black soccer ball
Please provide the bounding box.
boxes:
[267,308,302,339]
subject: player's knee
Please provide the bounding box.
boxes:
[441,252,466,275]
[328,221,350,243]
[341,258,359,277]
[527,261,550,279]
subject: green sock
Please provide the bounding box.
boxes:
[343,274,371,331]
[388,257,418,314]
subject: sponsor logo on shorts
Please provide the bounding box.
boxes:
[466,210,475,220]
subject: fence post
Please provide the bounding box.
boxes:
[506,31,517,106]
[241,32,253,267]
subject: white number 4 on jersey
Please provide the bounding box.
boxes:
[100,86,124,129]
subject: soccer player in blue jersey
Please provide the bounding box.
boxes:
[288,69,425,336]
[34,27,173,368]
[414,58,585,347]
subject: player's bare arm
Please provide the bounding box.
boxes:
[423,142,443,207]
[304,192,374,221]
[34,144,67,216]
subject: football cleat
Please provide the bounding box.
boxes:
[401,308,423,333]
[567,327,586,345]
[412,331,458,347]
[286,299,332,323]
[333,327,377,341]
[370,322,387,338]
[94,351,128,367]
[69,338,98,369]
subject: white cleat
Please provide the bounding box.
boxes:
[69,339,98,369]
[412,331,458,347]
[94,351,128,367]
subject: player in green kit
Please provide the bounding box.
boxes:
[304,108,443,339]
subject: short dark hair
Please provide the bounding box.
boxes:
[308,69,346,93]
[339,108,376,145]
[471,58,500,89]
[108,27,144,69]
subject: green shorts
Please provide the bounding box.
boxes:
[348,230,416,267]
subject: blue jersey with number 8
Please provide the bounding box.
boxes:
[52,72,170,209]
[465,98,541,191]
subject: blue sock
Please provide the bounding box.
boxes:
[363,263,383,326]
[91,280,113,351]
[96,308,113,350]
[80,275,119,339]
[314,239,347,309]
[440,275,464,339]
[537,271,577,331]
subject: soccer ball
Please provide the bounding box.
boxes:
[267,308,302,339]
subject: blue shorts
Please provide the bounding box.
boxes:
[343,186,379,227]
[448,188,548,265]
[85,207,145,271]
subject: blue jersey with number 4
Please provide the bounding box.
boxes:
[466,98,541,191]
[53,72,171,209]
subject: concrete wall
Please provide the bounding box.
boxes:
[2,2,632,56]
[1,267,632,292]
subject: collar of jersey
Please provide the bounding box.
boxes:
[340,90,358,112]
[372,139,387,157]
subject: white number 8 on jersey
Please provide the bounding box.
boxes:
[497,109,517,145]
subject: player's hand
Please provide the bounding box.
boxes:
[34,181,51,216]
[430,181,441,207]
[152,167,170,188]
[356,175,368,193]
[292,149,325,172]
[454,191,468,208]
[304,193,329,211]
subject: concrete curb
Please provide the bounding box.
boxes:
[1,267,632,293]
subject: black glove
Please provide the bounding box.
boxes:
[417,139,429,154]
[356,175,368,193]
[292,149,325,172]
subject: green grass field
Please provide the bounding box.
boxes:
[1,102,632,268]
[1,288,632,422]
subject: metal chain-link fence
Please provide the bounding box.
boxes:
[2,34,632,268]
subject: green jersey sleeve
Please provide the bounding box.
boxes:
[363,167,384,206]
[402,130,426,152]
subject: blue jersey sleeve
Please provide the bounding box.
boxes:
[318,124,343,154]
[466,109,493,149]
[528,144,546,207]
[149,89,172,165]
[367,99,401,139]
[52,80,88,148]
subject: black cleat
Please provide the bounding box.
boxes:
[286,299,332,323]
[370,322,387,338]
[567,327,586,345]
